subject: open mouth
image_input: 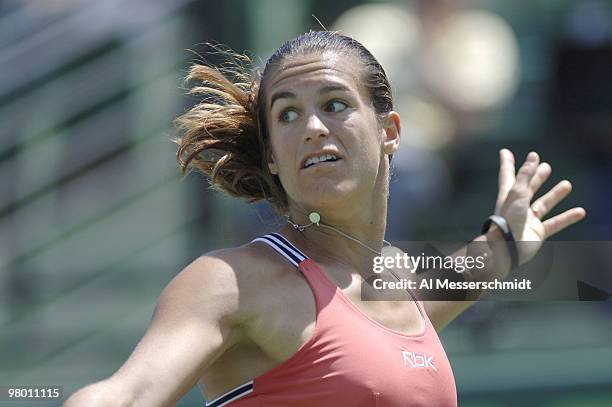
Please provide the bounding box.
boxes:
[303,154,340,169]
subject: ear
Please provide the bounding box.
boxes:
[382,111,401,155]
[266,148,278,175]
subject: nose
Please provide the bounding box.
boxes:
[303,110,329,143]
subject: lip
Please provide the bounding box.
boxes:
[301,159,343,171]
[300,149,344,170]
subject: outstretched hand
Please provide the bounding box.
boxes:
[493,149,586,265]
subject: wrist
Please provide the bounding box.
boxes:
[481,215,519,271]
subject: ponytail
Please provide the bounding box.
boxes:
[173,51,287,212]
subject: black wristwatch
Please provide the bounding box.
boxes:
[481,215,519,271]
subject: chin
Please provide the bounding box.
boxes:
[300,182,360,213]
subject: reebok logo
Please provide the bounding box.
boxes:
[402,350,437,371]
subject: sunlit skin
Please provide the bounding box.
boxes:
[61,44,589,407]
[264,52,401,272]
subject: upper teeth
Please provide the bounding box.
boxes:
[305,154,337,168]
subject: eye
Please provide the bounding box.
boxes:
[325,100,348,113]
[279,109,299,123]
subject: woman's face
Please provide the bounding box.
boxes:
[264,51,400,216]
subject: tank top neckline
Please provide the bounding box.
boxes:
[251,231,429,339]
[251,257,430,389]
[299,257,430,339]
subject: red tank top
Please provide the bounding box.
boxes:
[204,233,457,407]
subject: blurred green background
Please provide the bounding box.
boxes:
[0,0,611,406]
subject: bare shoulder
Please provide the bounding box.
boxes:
[164,241,293,323]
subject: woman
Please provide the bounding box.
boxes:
[63,31,585,407]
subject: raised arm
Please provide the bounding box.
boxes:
[63,253,245,407]
[424,149,586,330]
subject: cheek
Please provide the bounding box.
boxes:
[342,119,381,161]
[268,131,297,174]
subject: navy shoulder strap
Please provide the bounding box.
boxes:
[251,233,308,268]
[204,380,253,406]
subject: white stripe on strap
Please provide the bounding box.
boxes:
[267,233,308,260]
[204,380,253,407]
[251,233,308,268]
[252,237,301,267]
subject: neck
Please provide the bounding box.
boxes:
[283,160,390,275]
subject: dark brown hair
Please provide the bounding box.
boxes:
[173,31,394,214]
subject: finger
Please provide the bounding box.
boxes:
[497,148,516,203]
[542,207,586,238]
[515,152,540,188]
[531,180,572,219]
[528,162,552,195]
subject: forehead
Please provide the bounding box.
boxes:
[265,52,366,103]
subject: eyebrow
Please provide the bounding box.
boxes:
[269,84,352,110]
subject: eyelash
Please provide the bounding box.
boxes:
[278,99,349,123]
